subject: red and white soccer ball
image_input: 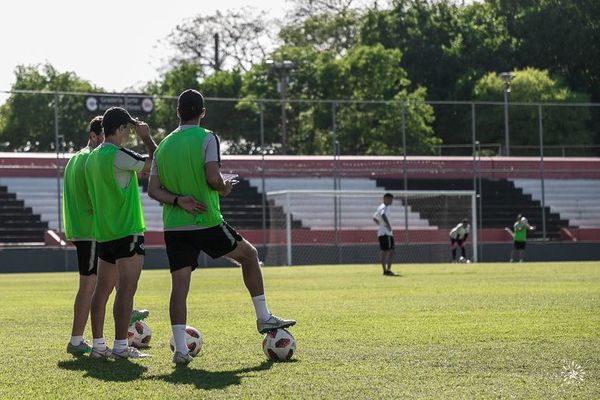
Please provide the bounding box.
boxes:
[127,320,152,348]
[169,326,203,357]
[262,328,296,361]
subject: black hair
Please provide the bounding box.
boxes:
[178,89,205,121]
[88,116,103,135]
[384,193,394,199]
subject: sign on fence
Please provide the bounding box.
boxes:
[84,94,154,116]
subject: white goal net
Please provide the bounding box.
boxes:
[263,190,477,266]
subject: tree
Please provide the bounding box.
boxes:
[489,0,600,101]
[473,68,592,153]
[0,64,99,151]
[166,8,277,74]
[240,44,438,155]
[144,63,202,141]
[359,0,516,145]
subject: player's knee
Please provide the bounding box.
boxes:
[238,241,258,262]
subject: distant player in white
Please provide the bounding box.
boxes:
[372,193,397,276]
[449,219,470,262]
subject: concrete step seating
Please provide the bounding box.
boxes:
[248,177,434,230]
[512,179,600,228]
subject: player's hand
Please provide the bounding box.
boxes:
[134,120,150,138]
[530,225,536,230]
[177,196,206,215]
[219,180,233,197]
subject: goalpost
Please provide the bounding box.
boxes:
[264,190,477,266]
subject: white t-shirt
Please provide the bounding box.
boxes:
[373,203,392,237]
[449,223,470,240]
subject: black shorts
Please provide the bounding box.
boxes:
[164,222,243,273]
[378,235,395,251]
[450,238,465,247]
[73,240,98,276]
[97,235,145,264]
[514,241,526,250]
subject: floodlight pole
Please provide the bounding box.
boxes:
[266,60,296,155]
[500,72,515,156]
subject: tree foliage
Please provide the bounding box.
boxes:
[0,64,99,151]
[473,68,591,152]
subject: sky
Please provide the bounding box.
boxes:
[0,0,290,103]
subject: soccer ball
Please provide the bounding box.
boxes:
[128,320,151,348]
[262,328,296,361]
[169,326,203,357]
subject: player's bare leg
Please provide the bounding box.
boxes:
[385,249,397,276]
[71,274,97,337]
[380,251,387,274]
[226,239,264,296]
[170,267,192,325]
[90,259,116,357]
[90,259,116,342]
[225,239,295,333]
[170,266,192,362]
[67,274,97,354]
[111,254,148,359]
[113,255,143,343]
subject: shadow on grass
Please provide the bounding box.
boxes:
[149,360,279,390]
[57,355,147,382]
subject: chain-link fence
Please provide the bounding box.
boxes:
[1,90,599,261]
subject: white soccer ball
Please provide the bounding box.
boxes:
[169,326,203,357]
[262,328,296,361]
[128,320,152,348]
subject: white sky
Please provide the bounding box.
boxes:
[0,0,290,103]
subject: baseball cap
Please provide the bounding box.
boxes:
[102,107,137,133]
[178,89,204,113]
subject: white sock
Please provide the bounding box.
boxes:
[252,294,271,321]
[172,325,188,354]
[70,335,84,346]
[92,338,107,350]
[113,339,128,352]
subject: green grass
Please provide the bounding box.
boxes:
[0,262,599,399]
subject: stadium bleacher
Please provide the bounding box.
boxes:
[0,183,47,243]
[376,178,570,239]
[248,177,433,230]
[512,179,600,228]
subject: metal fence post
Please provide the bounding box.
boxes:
[539,105,547,240]
[260,102,267,252]
[53,92,67,270]
[401,102,409,245]
[285,191,292,266]
[332,102,341,263]
[471,103,478,262]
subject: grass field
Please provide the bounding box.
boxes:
[0,262,599,399]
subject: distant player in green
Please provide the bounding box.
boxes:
[85,107,156,359]
[148,89,295,365]
[62,116,104,354]
[506,215,535,262]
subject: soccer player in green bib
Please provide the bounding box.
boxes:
[62,116,104,354]
[148,89,296,365]
[85,107,156,359]
[507,215,536,262]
